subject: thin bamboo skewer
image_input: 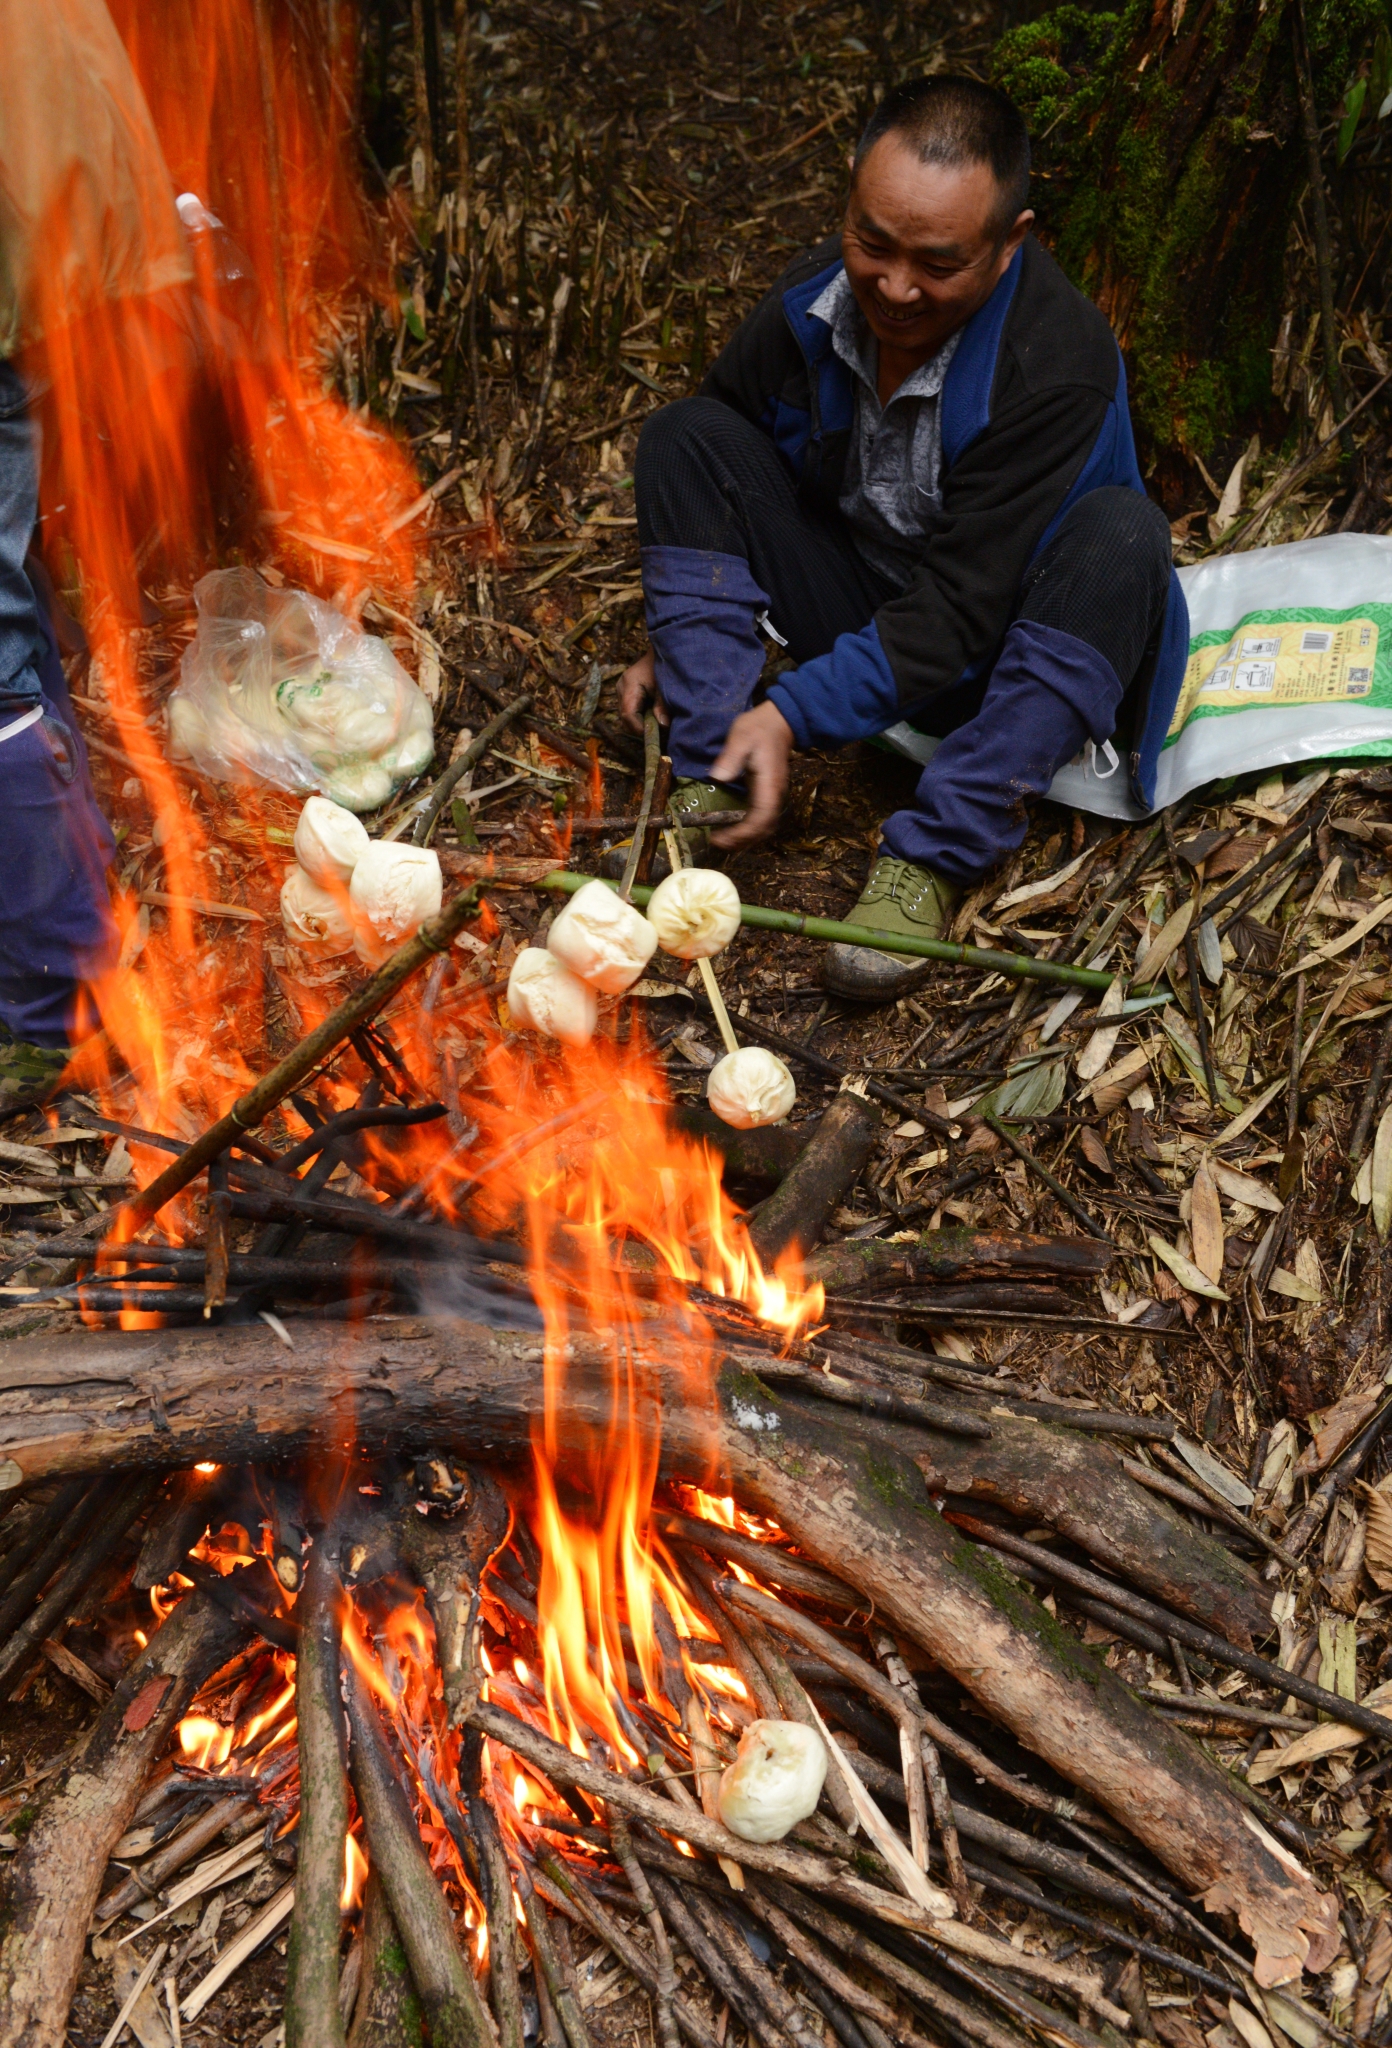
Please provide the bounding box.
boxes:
[543,871,1116,993]
[663,829,739,1055]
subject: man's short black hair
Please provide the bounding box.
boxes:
[853,76,1031,238]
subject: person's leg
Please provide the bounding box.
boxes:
[0,365,44,710]
[881,487,1174,882]
[0,366,117,1075]
[824,486,1173,1000]
[634,395,890,782]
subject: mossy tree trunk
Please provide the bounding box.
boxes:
[994,0,1379,456]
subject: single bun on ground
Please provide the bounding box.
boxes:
[293,795,371,886]
[707,1046,796,1129]
[349,842,443,967]
[506,947,598,1046]
[646,868,741,959]
[717,1720,828,1843]
[280,866,355,956]
[547,878,658,994]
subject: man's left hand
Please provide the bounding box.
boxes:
[710,700,793,848]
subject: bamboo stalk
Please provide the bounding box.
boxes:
[542,872,1116,991]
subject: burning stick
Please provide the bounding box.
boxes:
[468,1773,526,2048]
[346,1874,423,2046]
[112,880,492,1234]
[0,1591,249,2048]
[285,1537,350,2048]
[342,1655,496,2048]
[0,1473,161,1695]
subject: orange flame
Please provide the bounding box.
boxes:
[341,1831,369,1913]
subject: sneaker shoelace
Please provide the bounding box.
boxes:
[866,858,942,921]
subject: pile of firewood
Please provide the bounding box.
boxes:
[0,1247,1378,2046]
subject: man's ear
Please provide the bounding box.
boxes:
[1002,208,1035,260]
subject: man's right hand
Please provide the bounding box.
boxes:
[620,647,668,732]
[710,699,793,848]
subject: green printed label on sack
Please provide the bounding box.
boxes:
[1167,607,1391,742]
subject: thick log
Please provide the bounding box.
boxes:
[397,1467,509,1727]
[0,1319,1338,1986]
[671,1104,822,1185]
[747,1086,880,1264]
[0,1592,248,2048]
[909,1413,1272,1648]
[714,1384,1337,1991]
[805,1228,1113,1294]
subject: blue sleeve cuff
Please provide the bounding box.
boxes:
[766,618,899,749]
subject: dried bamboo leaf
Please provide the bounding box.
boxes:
[1287,892,1392,976]
[1075,976,1128,1081]
[1246,1680,1392,1784]
[1160,1006,1242,1112]
[1191,1161,1225,1283]
[1372,1101,1392,1240]
[1364,1486,1392,1592]
[1078,1127,1114,1175]
[1137,899,1194,984]
[1210,1161,1283,1213]
[1196,917,1224,984]
[1148,1233,1229,1302]
[1174,1434,1255,1506]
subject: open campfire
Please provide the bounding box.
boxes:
[0,964,1372,2048]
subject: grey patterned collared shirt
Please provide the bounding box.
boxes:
[807,267,962,593]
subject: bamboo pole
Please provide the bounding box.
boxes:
[540,872,1116,993]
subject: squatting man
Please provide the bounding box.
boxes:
[621,74,1188,1001]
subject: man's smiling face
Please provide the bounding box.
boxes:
[841,133,1032,367]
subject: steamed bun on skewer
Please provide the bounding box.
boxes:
[706,1046,796,1129]
[506,947,598,1046]
[349,842,443,967]
[645,867,741,959]
[547,878,657,995]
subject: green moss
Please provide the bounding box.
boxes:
[9,1804,36,1840]
[949,1532,1105,1687]
[862,1449,919,1518]
[994,0,1384,452]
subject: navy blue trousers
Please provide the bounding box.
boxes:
[633,396,1173,882]
[0,364,116,1048]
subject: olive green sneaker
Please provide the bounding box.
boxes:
[0,1035,70,1117]
[823,855,962,1002]
[601,778,744,879]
